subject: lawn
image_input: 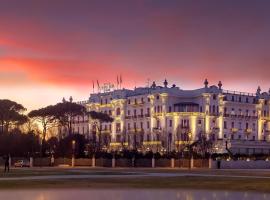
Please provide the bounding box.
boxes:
[1,167,270,192]
[0,167,138,177]
[1,176,270,193]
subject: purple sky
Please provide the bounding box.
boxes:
[1,0,270,110]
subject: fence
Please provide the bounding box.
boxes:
[220,160,270,169]
[4,156,270,169]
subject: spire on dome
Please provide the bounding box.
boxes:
[256,86,261,96]
[69,96,73,102]
[164,79,168,88]
[204,79,209,88]
[218,81,222,90]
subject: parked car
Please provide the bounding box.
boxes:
[14,160,30,167]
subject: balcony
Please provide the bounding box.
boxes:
[224,113,230,117]
[231,128,238,133]
[123,142,129,146]
[145,114,150,117]
[212,127,220,132]
[153,127,162,132]
[245,128,252,134]
[116,129,122,133]
[109,142,122,147]
[209,112,219,116]
[101,130,111,134]
[125,115,138,120]
[180,124,190,129]
[223,113,258,119]
[125,116,132,120]
[131,102,145,107]
[174,140,193,145]
[143,141,162,145]
[153,112,163,117]
[127,129,143,133]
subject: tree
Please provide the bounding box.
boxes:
[28,105,56,156]
[88,111,113,151]
[0,129,40,157]
[56,134,87,158]
[190,131,213,158]
[0,99,27,133]
[52,101,86,136]
[46,136,59,155]
[21,116,40,135]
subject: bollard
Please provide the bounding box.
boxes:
[92,155,96,167]
[30,157,33,168]
[51,155,55,167]
[112,156,116,168]
[132,156,135,167]
[190,157,194,169]
[71,156,75,167]
[208,158,214,169]
[171,158,175,168]
[9,156,11,168]
[152,157,155,168]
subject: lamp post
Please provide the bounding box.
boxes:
[188,132,192,169]
[72,140,76,167]
[72,140,76,158]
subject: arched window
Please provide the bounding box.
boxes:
[116,107,121,116]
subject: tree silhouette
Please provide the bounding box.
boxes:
[52,101,86,136]
[191,131,213,158]
[88,111,113,151]
[28,105,56,156]
[0,99,27,133]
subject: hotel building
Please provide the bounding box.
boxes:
[72,79,270,154]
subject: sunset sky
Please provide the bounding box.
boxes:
[1,0,270,111]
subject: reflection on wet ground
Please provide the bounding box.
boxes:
[0,189,269,200]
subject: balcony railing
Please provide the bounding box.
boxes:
[231,128,238,133]
[180,125,190,129]
[101,130,111,134]
[127,129,143,133]
[223,113,258,119]
[143,141,162,145]
[109,142,122,147]
[222,89,256,97]
[245,128,252,134]
[131,102,145,106]
[116,129,122,133]
[212,127,220,131]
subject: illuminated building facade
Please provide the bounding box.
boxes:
[74,79,270,154]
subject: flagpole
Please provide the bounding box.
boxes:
[117,75,119,90]
[92,81,95,94]
[120,74,122,89]
[97,80,100,93]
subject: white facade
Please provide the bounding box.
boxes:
[73,79,270,154]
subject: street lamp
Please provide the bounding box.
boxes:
[188,132,192,169]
